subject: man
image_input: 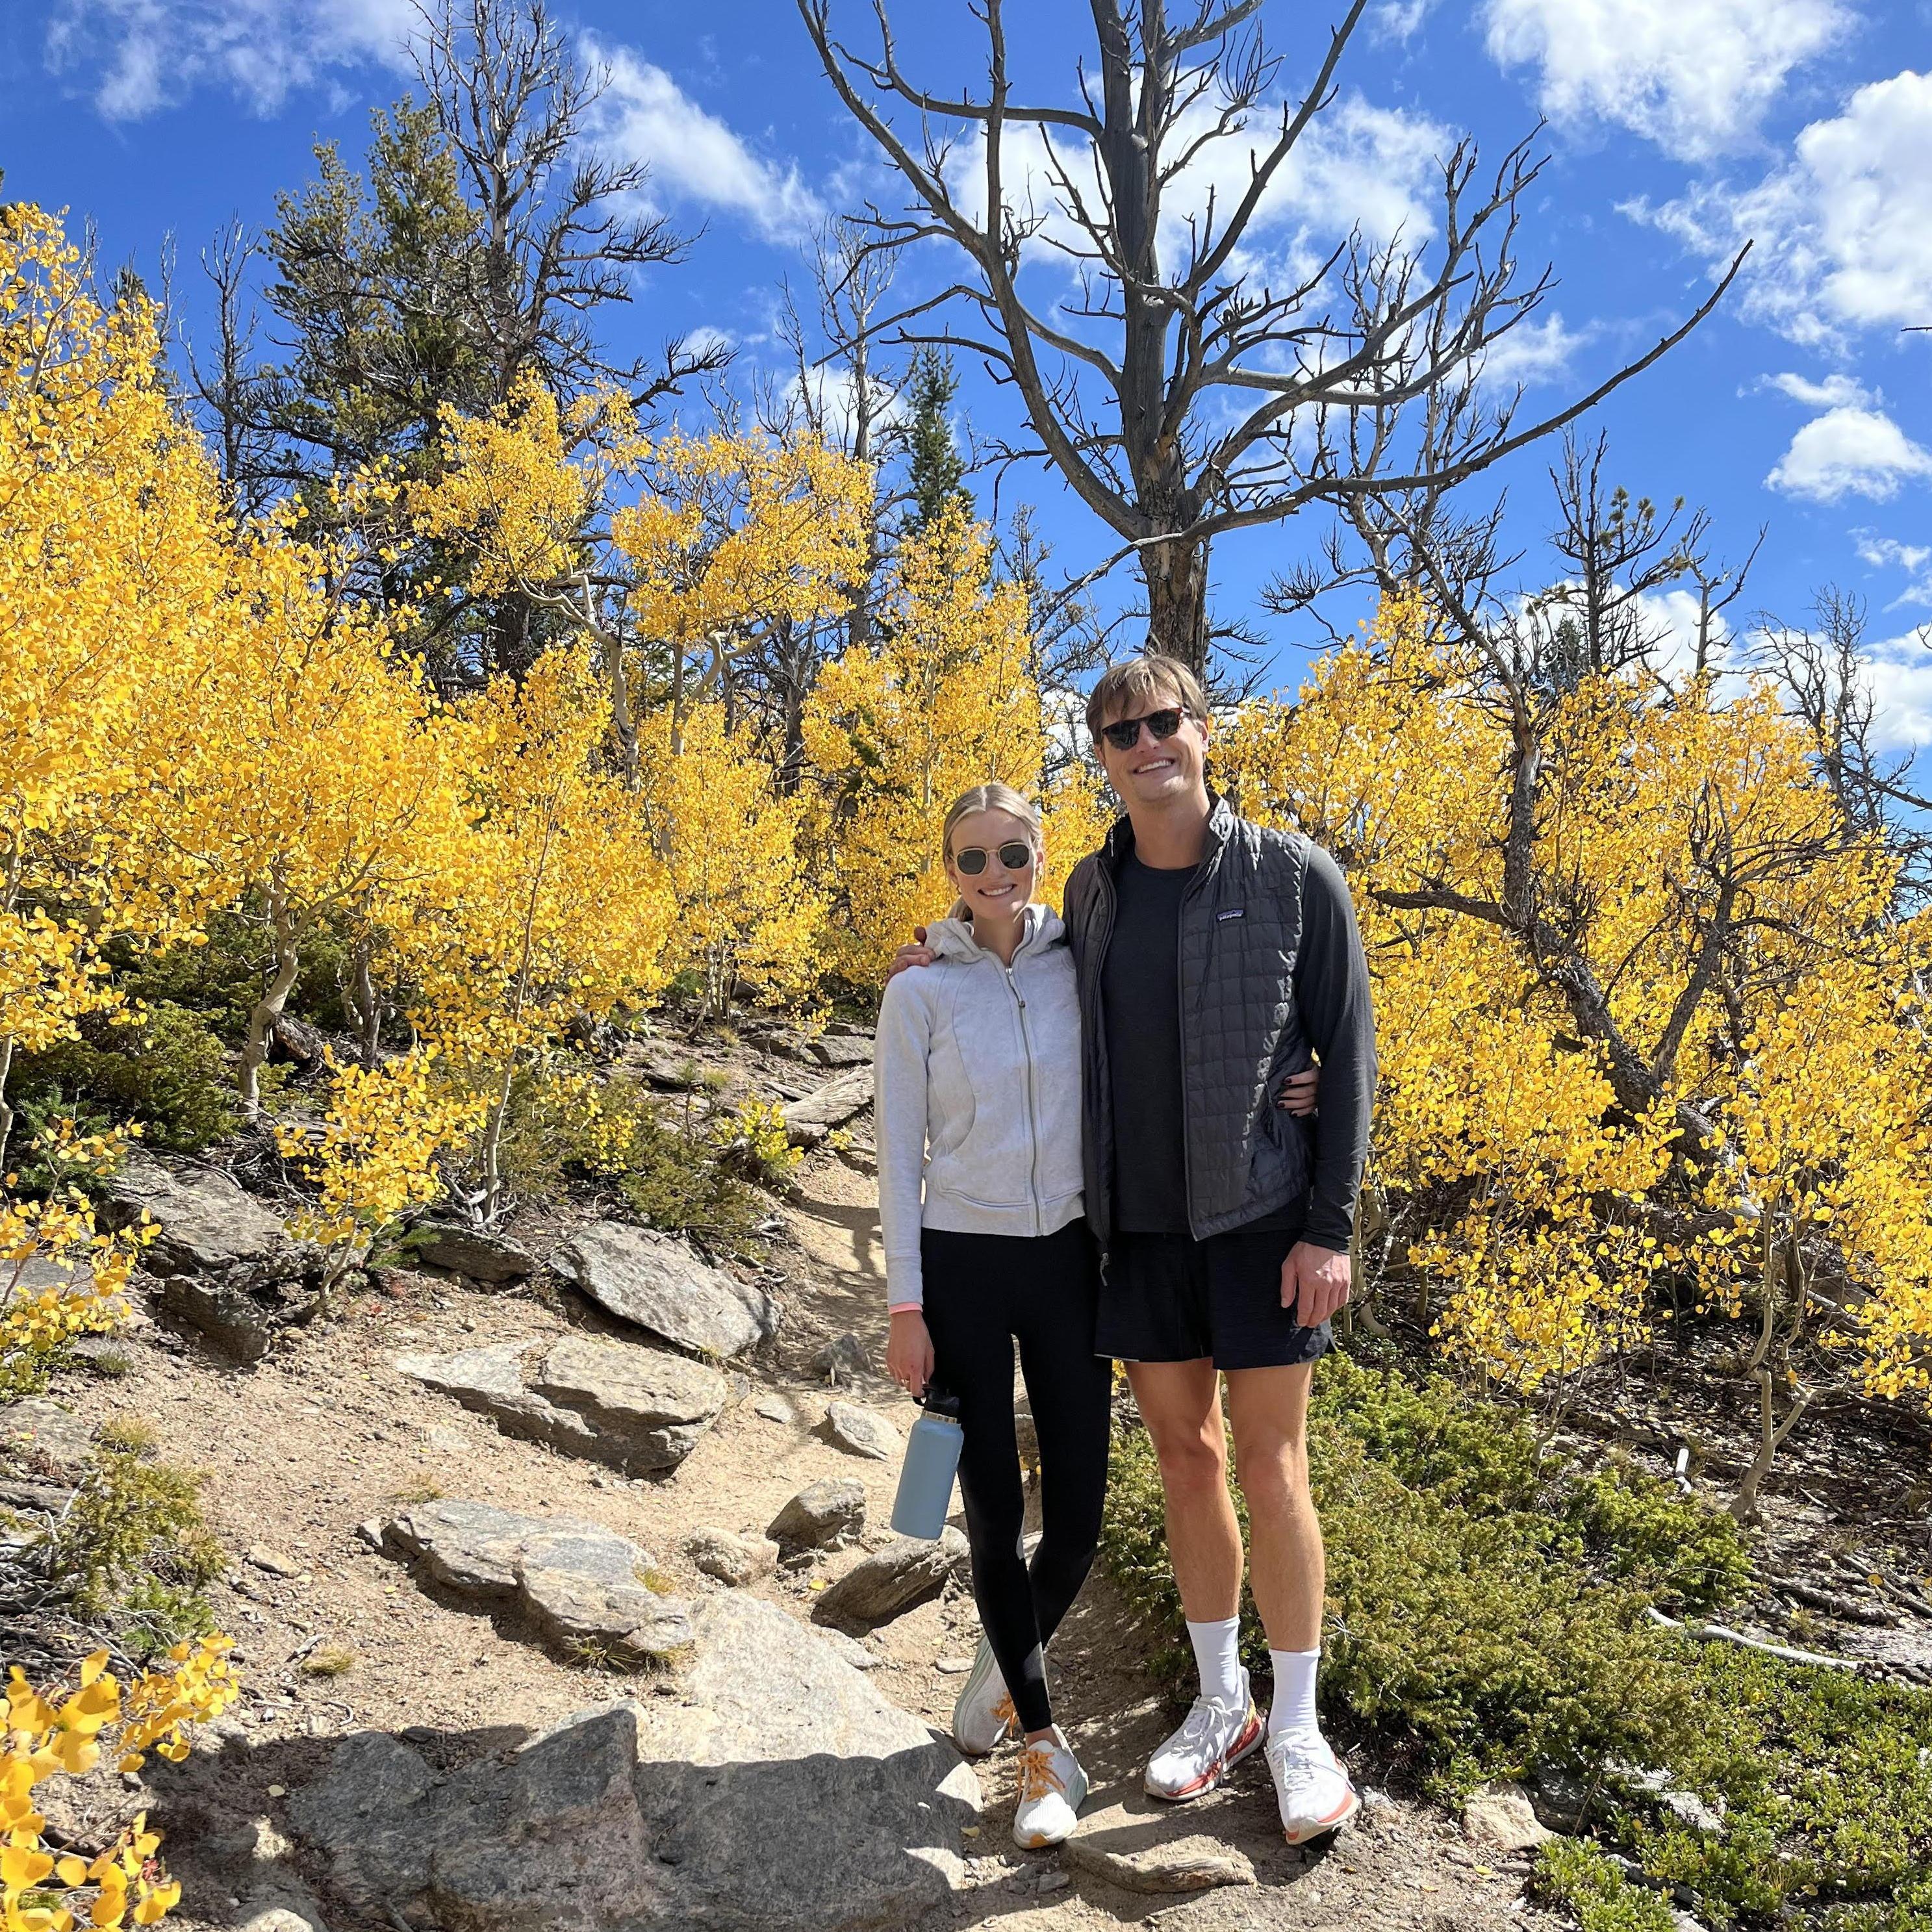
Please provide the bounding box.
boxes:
[896,650,1375,1844]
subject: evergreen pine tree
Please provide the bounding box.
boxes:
[900,348,972,535]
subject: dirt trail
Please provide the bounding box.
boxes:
[79,1147,1561,1931]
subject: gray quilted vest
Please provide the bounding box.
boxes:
[1061,794,1316,1243]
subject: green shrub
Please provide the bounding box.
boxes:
[51,1432,226,1657]
[1102,1416,1696,1794]
[490,1067,763,1242]
[1099,1351,1928,1928]
[12,1002,241,1155]
[1616,1649,1932,1931]
[1532,1840,1679,1932]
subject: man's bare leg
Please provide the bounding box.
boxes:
[1224,1362,1322,1649]
[1124,1358,1240,1619]
[1226,1359,1357,1840]
[1129,1358,1267,1800]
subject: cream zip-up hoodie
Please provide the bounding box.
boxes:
[872,903,1085,1309]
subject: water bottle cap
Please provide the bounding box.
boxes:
[920,1383,963,1421]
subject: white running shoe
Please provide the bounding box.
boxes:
[1143,1675,1265,1802]
[1011,1727,1088,1849]
[1265,1727,1360,1844]
[952,1636,1019,1757]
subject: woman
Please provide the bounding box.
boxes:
[874,782,1110,1850]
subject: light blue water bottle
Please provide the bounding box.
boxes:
[891,1384,964,1538]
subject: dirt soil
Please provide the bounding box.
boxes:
[36,1134,1571,1932]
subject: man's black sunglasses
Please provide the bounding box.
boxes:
[954,842,1035,874]
[1099,707,1190,752]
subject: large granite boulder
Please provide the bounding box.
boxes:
[288,1592,979,1932]
[780,1067,872,1147]
[379,1499,692,1662]
[550,1224,778,1360]
[398,1334,727,1475]
[96,1152,319,1360]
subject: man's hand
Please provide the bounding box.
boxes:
[886,1308,935,1397]
[886,924,935,981]
[1282,1241,1351,1328]
[1275,1065,1319,1117]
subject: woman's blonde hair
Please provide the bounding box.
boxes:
[940,783,1043,922]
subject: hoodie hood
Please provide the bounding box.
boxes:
[924,902,1066,963]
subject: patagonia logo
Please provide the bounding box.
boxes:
[1217,907,1246,921]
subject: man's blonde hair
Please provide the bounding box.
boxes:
[1084,652,1208,744]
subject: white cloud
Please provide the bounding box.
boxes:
[1629,70,1932,349]
[1765,407,1932,503]
[47,0,416,118]
[589,44,822,246]
[1864,630,1932,752]
[1855,533,1932,608]
[1481,0,1846,160]
[1479,311,1587,388]
[1638,586,1737,687]
[1762,370,1871,410]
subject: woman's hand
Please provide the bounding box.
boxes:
[1277,1063,1321,1116]
[886,1308,935,1398]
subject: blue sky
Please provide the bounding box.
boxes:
[5,0,1931,764]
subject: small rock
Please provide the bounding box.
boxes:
[424,1424,468,1456]
[1463,1783,1553,1853]
[824,1400,900,1462]
[1063,1806,1256,1893]
[815,1529,970,1629]
[247,1545,302,1579]
[354,1519,384,1551]
[807,1034,874,1069]
[686,1528,779,1588]
[811,1333,873,1384]
[238,1906,325,1932]
[405,1223,535,1284]
[781,1066,874,1147]
[935,1657,973,1674]
[767,1478,867,1553]
[754,1391,797,1425]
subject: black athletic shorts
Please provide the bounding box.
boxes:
[1096,1225,1334,1371]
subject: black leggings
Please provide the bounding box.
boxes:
[920,1220,1113,1735]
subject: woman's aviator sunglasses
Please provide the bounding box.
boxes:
[953,842,1036,875]
[1099,707,1190,752]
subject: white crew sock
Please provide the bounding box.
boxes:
[1268,1646,1321,1738]
[1185,1616,1245,1710]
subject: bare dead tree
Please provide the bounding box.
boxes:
[796,0,1747,678]
[1755,591,1932,909]
[412,0,729,411]
[185,220,281,521]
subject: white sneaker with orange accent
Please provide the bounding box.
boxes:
[952,1636,1019,1756]
[1011,1727,1087,1849]
[1265,1728,1359,1844]
[1143,1679,1264,1801]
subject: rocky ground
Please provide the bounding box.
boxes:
[8,1015,1927,1932]
[0,1030,1570,1932]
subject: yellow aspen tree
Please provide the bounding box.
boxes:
[635,702,824,1013]
[411,646,675,1220]
[118,530,468,1118]
[1216,591,1932,1429]
[0,205,231,1165]
[801,503,1097,984]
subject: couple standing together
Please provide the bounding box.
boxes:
[874,651,1377,1851]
